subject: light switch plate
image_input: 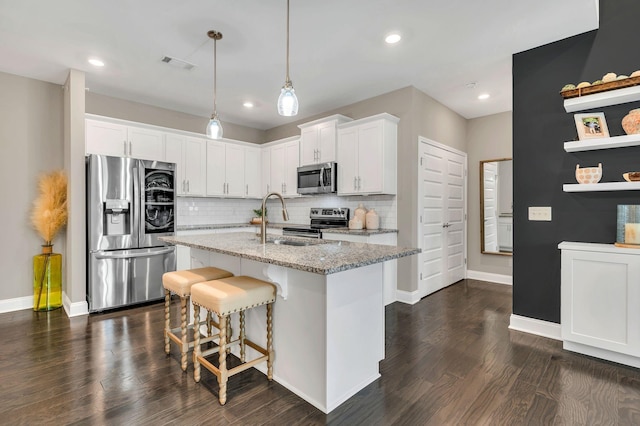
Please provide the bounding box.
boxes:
[528,206,552,221]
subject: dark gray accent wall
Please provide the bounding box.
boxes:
[513,0,640,323]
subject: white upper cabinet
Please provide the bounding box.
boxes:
[298,115,352,166]
[206,140,245,198]
[268,138,299,197]
[261,147,271,196]
[165,134,206,196]
[337,113,399,196]
[244,146,261,198]
[86,118,165,161]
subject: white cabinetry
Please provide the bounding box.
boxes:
[268,138,299,197]
[560,242,640,368]
[86,118,165,161]
[322,232,398,306]
[206,141,245,197]
[165,134,206,196]
[261,148,271,196]
[244,146,261,198]
[497,216,513,252]
[298,114,352,166]
[337,113,398,195]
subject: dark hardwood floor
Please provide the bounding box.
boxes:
[1,279,639,425]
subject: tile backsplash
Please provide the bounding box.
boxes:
[177,194,397,229]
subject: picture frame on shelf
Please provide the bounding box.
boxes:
[574,112,610,140]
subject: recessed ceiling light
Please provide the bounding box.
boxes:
[478,93,490,100]
[88,58,104,67]
[385,33,401,44]
[243,102,254,108]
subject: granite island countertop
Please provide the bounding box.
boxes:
[161,232,419,275]
[177,223,397,235]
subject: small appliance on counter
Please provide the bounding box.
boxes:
[86,154,177,312]
[296,162,337,195]
[283,207,349,238]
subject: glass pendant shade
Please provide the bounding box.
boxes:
[278,84,299,116]
[206,114,223,139]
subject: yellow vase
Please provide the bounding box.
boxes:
[33,244,62,311]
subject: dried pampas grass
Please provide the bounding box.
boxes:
[31,170,68,244]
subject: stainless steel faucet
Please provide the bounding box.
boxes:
[261,192,289,243]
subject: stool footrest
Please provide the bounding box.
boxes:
[196,353,268,379]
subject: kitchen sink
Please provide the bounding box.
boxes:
[271,238,314,246]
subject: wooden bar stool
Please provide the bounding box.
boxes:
[162,267,234,371]
[191,276,276,405]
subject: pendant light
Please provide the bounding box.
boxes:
[206,30,224,139]
[277,0,298,116]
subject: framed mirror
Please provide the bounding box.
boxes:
[480,158,513,256]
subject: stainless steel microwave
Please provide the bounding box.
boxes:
[297,162,337,194]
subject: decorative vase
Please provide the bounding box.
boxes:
[365,208,380,230]
[575,163,602,184]
[33,244,62,311]
[622,108,640,135]
[354,203,367,229]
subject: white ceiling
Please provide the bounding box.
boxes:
[0,0,599,130]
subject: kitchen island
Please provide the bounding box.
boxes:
[161,232,419,413]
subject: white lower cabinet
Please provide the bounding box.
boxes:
[497,216,513,252]
[322,232,398,306]
[560,242,640,368]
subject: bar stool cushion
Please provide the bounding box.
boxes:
[192,276,276,316]
[163,267,233,297]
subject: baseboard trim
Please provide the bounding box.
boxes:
[509,314,561,340]
[0,295,33,313]
[395,289,421,305]
[564,341,640,369]
[467,270,512,285]
[63,292,89,317]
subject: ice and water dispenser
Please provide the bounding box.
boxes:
[104,199,130,236]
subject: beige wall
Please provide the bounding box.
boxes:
[466,111,513,277]
[86,92,265,144]
[0,71,65,301]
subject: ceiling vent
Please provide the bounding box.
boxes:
[161,56,196,71]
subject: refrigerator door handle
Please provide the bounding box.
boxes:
[94,248,175,260]
[132,166,141,247]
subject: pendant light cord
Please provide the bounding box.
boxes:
[213,36,218,115]
[285,0,291,85]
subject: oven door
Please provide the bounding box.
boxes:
[282,227,322,239]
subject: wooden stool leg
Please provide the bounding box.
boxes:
[226,316,232,354]
[266,303,274,381]
[219,315,228,405]
[193,304,201,382]
[206,311,213,337]
[180,296,188,371]
[239,310,246,362]
[164,289,171,354]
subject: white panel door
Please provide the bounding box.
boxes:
[261,147,271,195]
[206,140,226,196]
[270,144,285,194]
[317,121,336,163]
[337,127,359,195]
[300,127,318,166]
[128,127,165,161]
[283,140,299,197]
[244,147,261,198]
[225,144,245,197]
[164,134,185,195]
[357,121,384,194]
[85,120,128,157]
[419,140,467,297]
[183,136,206,196]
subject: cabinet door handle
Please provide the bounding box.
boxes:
[123,141,127,156]
[246,184,248,195]
[357,176,362,190]
[129,141,132,156]
[354,177,357,190]
[187,180,190,193]
[267,184,270,193]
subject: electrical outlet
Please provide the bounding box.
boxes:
[528,206,552,221]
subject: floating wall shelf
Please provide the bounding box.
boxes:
[564,133,640,152]
[563,182,640,192]
[563,84,640,112]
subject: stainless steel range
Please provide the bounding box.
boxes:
[282,207,349,239]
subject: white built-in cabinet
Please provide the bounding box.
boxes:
[165,134,207,196]
[206,141,246,197]
[559,242,640,368]
[264,138,299,197]
[244,146,262,198]
[298,114,352,166]
[497,216,513,252]
[337,113,399,195]
[85,118,165,161]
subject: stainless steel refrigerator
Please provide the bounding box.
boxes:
[86,154,177,312]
